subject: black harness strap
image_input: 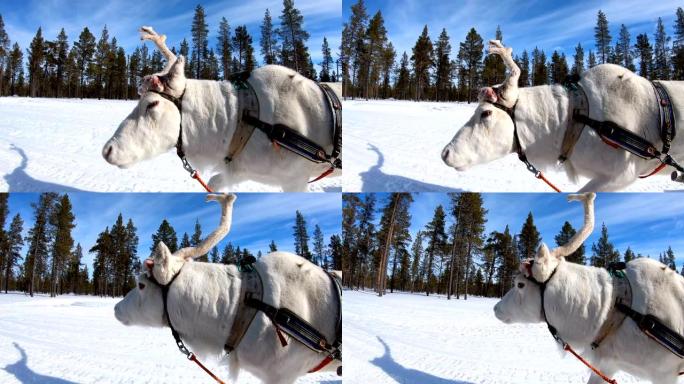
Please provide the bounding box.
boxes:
[524,261,564,343]
[489,100,544,177]
[616,303,684,358]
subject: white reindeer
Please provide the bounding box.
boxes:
[114,193,341,384]
[494,192,684,383]
[102,27,341,192]
[441,40,684,192]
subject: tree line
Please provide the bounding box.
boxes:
[342,193,681,299]
[0,0,337,99]
[341,1,684,102]
[0,193,341,297]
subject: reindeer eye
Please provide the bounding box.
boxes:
[517,282,525,289]
[481,110,492,119]
[146,101,159,111]
[138,282,146,290]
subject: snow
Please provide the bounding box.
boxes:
[0,292,339,384]
[344,99,681,192]
[0,97,340,192]
[344,289,653,384]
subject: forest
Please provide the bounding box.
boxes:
[341,1,684,101]
[342,193,680,299]
[0,193,342,297]
[0,0,338,99]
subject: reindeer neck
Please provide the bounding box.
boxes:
[544,261,617,347]
[168,262,242,356]
[178,79,239,168]
[514,85,571,167]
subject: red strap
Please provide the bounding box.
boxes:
[274,326,289,347]
[308,355,334,373]
[308,167,335,184]
[188,353,226,384]
[639,162,666,179]
[564,344,617,384]
[191,170,214,193]
[536,172,562,193]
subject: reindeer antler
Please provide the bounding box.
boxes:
[139,26,177,68]
[177,194,237,260]
[488,40,520,106]
[552,193,596,258]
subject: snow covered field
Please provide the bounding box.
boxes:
[0,97,340,192]
[344,290,652,384]
[0,292,339,384]
[344,99,681,192]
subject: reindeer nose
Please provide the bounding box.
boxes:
[441,147,451,162]
[103,144,114,162]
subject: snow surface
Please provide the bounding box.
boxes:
[344,289,656,384]
[0,97,340,192]
[0,292,339,384]
[344,99,682,192]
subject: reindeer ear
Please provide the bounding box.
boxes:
[152,241,173,277]
[168,56,186,79]
[479,87,498,103]
[519,260,532,276]
[536,243,553,260]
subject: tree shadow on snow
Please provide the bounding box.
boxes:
[2,343,80,384]
[360,144,462,192]
[370,337,474,384]
[3,145,86,192]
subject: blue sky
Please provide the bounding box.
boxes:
[6,193,341,275]
[1,0,340,70]
[344,0,682,66]
[354,193,684,269]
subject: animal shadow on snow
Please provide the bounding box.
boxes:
[2,343,79,384]
[371,337,474,384]
[360,144,462,192]
[4,145,86,192]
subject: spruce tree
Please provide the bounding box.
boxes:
[6,43,23,95]
[279,0,311,74]
[49,194,75,297]
[328,234,342,271]
[3,214,23,293]
[634,33,654,78]
[210,246,219,263]
[653,17,671,79]
[615,24,635,71]
[221,242,237,264]
[67,243,83,294]
[394,51,410,99]
[27,27,45,97]
[151,219,178,253]
[25,193,57,296]
[595,10,612,64]
[572,43,585,76]
[434,28,453,101]
[554,221,585,264]
[673,7,684,80]
[0,14,9,95]
[664,246,676,270]
[269,240,278,252]
[591,223,620,268]
[293,211,311,260]
[482,26,505,91]
[412,25,434,101]
[312,224,325,266]
[549,51,569,84]
[260,10,278,65]
[93,25,110,99]
[191,219,207,262]
[320,37,333,82]
[180,232,191,248]
[518,212,541,259]
[410,231,423,292]
[588,50,597,68]
[379,42,395,98]
[423,205,446,296]
[191,4,209,79]
[74,27,96,97]
[624,247,635,263]
[518,50,530,87]
[217,17,232,78]
[179,38,191,78]
[531,48,548,86]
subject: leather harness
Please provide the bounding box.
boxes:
[148,73,343,188]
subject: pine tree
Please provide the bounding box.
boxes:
[572,43,584,76]
[588,50,597,68]
[341,0,368,97]
[217,17,232,78]
[412,25,434,101]
[531,48,548,86]
[634,33,654,78]
[664,246,676,270]
[624,247,636,263]
[482,26,505,91]
[6,43,23,95]
[24,193,57,296]
[221,242,237,264]
[394,51,410,99]
[49,194,75,297]
[67,243,83,294]
[210,246,219,263]
[269,240,277,252]
[0,14,9,95]
[375,193,412,295]
[518,50,530,87]
[260,9,278,65]
[293,211,311,260]
[151,219,178,253]
[328,234,342,271]
[379,42,395,98]
[518,212,541,260]
[27,27,45,97]
[191,4,209,79]
[180,232,191,248]
[447,193,486,300]
[595,10,612,64]
[312,225,325,266]
[190,219,207,262]
[410,231,423,292]
[354,194,375,289]
[74,27,96,97]
[320,37,333,82]
[360,10,388,98]
[279,0,311,74]
[549,51,569,83]
[434,28,453,101]
[232,25,256,72]
[653,17,671,79]
[591,223,620,268]
[673,7,684,80]
[93,25,110,99]
[0,194,7,289]
[615,24,635,71]
[3,214,23,293]
[179,38,191,78]
[555,221,585,264]
[423,205,446,296]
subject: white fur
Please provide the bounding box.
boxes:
[442,40,683,192]
[114,196,340,383]
[493,194,684,383]
[102,27,341,192]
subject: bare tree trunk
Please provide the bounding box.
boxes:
[376,195,399,297]
[464,242,472,300]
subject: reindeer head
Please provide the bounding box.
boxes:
[102,27,187,168]
[493,193,596,324]
[114,193,237,327]
[442,40,521,171]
